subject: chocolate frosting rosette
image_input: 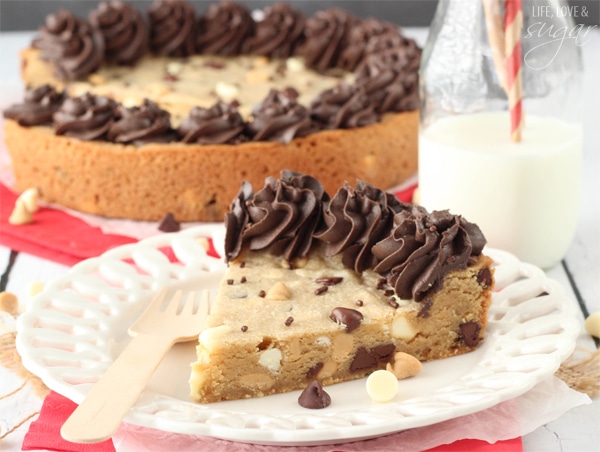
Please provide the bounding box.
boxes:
[178,101,246,145]
[3,85,65,126]
[108,99,176,145]
[246,3,305,59]
[372,208,487,301]
[355,37,421,113]
[300,8,356,72]
[315,181,410,273]
[247,89,320,143]
[225,171,329,263]
[338,18,398,72]
[310,83,379,129]
[196,1,254,56]
[53,93,117,140]
[148,0,195,57]
[33,10,104,80]
[89,0,148,65]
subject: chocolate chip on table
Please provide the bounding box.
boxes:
[157,212,180,232]
[330,307,363,333]
[298,380,331,409]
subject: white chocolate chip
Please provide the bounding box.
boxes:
[9,199,33,225]
[0,291,19,315]
[266,281,291,300]
[584,311,600,338]
[286,57,305,72]
[258,348,282,372]
[366,370,398,402]
[386,352,422,379]
[19,187,40,213]
[215,81,239,102]
[29,281,45,298]
[166,61,183,77]
[390,316,417,340]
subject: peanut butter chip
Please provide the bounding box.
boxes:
[266,281,291,300]
[19,187,40,213]
[584,311,600,338]
[0,291,19,315]
[386,352,423,379]
[366,370,398,402]
[9,199,33,225]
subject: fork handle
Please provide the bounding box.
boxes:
[61,333,174,444]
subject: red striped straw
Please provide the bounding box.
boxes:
[505,0,523,142]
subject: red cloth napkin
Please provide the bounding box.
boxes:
[23,392,522,452]
[0,183,137,266]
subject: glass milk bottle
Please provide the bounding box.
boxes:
[418,0,583,269]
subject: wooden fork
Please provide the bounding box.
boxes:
[60,288,210,444]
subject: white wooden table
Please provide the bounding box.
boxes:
[0,28,598,451]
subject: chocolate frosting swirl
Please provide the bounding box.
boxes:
[338,18,397,72]
[315,181,410,272]
[355,39,421,113]
[178,101,246,144]
[33,10,104,80]
[224,180,254,262]
[148,0,195,57]
[372,207,487,301]
[3,85,65,126]
[225,171,328,262]
[310,83,379,129]
[89,0,148,66]
[248,89,320,143]
[246,3,305,59]
[300,8,355,72]
[196,1,254,56]
[53,93,117,140]
[107,99,175,145]
[243,170,328,261]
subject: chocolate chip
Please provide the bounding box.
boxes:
[417,298,433,318]
[163,73,178,82]
[240,261,246,268]
[258,290,266,298]
[477,268,493,288]
[384,289,394,297]
[330,307,363,333]
[227,279,234,285]
[298,380,331,409]
[355,300,364,307]
[315,286,328,296]
[371,343,396,362]
[349,347,377,372]
[204,60,225,69]
[377,278,387,290]
[388,298,399,309]
[240,276,247,283]
[315,277,343,286]
[241,325,248,332]
[306,362,324,380]
[285,316,294,326]
[158,212,180,232]
[459,321,481,347]
[282,86,299,99]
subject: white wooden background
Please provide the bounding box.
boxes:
[0,28,598,451]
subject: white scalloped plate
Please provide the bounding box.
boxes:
[16,224,580,446]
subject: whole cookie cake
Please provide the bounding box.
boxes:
[190,171,494,403]
[3,0,420,222]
